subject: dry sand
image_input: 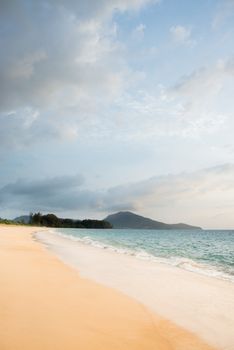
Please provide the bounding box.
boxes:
[37,230,234,350]
[0,225,216,350]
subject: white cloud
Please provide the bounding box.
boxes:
[104,55,234,139]
[212,0,234,28]
[0,0,233,151]
[170,25,194,46]
[163,57,234,136]
[132,23,146,40]
[0,0,157,148]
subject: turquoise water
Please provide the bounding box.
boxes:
[54,228,234,282]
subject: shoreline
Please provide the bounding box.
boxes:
[44,228,234,284]
[0,225,222,350]
[36,229,234,350]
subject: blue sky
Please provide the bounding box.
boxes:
[1,0,234,228]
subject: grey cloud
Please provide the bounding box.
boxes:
[0,0,157,149]
[0,0,153,97]
[0,172,153,214]
[1,175,84,197]
[0,174,94,212]
[1,164,234,228]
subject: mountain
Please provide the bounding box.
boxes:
[14,215,30,224]
[104,211,201,230]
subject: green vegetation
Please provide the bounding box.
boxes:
[0,217,23,225]
[30,212,112,229]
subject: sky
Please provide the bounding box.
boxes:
[1,0,234,228]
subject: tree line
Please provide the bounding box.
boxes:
[30,213,112,229]
[0,218,17,225]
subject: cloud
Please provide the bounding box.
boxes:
[106,55,234,139]
[0,0,157,149]
[212,0,234,28]
[172,59,234,96]
[1,0,232,149]
[0,174,94,212]
[163,57,234,136]
[1,164,234,228]
[104,164,234,227]
[170,25,194,46]
[132,23,146,40]
[0,6,122,111]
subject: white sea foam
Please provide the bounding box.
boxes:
[48,229,234,283]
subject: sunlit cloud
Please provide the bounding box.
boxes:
[170,25,195,46]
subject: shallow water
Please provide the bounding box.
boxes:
[53,228,234,282]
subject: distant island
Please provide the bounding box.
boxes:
[105,211,201,230]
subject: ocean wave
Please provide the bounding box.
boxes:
[51,229,234,283]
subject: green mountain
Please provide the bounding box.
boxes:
[14,215,30,224]
[105,211,201,230]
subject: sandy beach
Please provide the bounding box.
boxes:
[0,225,219,350]
[36,229,234,350]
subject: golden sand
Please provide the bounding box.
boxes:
[0,225,215,350]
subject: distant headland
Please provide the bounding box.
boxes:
[105,211,202,230]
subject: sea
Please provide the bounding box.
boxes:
[52,228,234,283]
